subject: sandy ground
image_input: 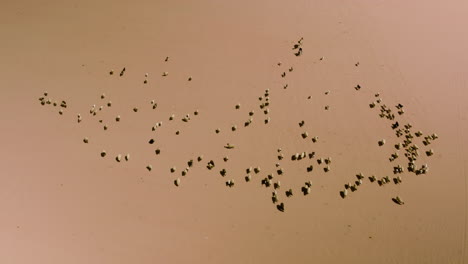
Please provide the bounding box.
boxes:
[0,0,467,263]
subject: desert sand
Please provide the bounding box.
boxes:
[1,0,467,263]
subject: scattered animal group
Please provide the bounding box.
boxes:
[37,37,438,212]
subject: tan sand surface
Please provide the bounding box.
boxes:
[0,0,467,263]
